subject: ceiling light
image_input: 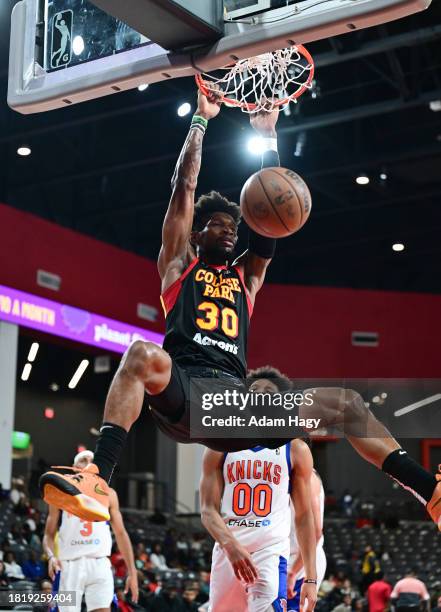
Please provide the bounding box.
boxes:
[380,172,387,181]
[380,392,388,399]
[21,363,32,381]
[356,174,370,185]
[392,243,405,252]
[50,382,59,392]
[177,102,192,117]
[68,359,89,389]
[138,83,149,92]
[72,35,85,56]
[429,100,441,112]
[247,136,266,155]
[27,342,39,362]
[17,146,31,157]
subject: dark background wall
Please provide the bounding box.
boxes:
[2,202,440,378]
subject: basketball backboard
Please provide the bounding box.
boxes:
[8,0,433,114]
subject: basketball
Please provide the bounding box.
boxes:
[240,167,312,238]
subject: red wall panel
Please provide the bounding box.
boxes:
[0,203,163,334]
[1,203,440,376]
[249,282,441,377]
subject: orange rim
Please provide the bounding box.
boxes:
[195,45,315,111]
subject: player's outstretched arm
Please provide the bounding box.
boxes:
[200,449,258,584]
[109,488,139,604]
[158,87,222,289]
[43,505,62,579]
[234,106,280,303]
[290,440,318,612]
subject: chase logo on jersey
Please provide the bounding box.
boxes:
[228,519,272,528]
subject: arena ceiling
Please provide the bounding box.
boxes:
[1,1,441,293]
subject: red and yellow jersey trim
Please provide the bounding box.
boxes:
[160,258,199,318]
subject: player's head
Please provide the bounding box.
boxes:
[73,449,94,469]
[191,191,241,262]
[247,365,292,393]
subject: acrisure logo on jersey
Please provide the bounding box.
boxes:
[228,518,272,528]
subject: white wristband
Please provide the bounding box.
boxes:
[261,137,278,153]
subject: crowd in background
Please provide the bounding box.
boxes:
[0,478,440,611]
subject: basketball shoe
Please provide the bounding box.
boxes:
[39,463,110,521]
[426,465,441,530]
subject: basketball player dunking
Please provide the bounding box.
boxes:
[40,86,441,533]
[43,451,138,612]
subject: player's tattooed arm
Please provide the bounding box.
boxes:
[200,449,259,584]
[291,440,318,612]
[158,87,222,289]
[234,105,280,303]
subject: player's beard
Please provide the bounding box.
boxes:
[202,244,235,265]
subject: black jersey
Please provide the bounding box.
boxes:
[160,258,252,377]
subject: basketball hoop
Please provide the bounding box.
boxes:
[195,46,315,113]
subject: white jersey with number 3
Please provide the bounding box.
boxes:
[58,512,112,561]
[221,444,292,553]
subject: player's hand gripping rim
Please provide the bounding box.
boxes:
[300,580,318,612]
[224,541,259,584]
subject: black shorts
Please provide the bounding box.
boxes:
[147,360,292,452]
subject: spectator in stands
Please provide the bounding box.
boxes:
[352,599,363,611]
[181,585,199,611]
[151,543,169,571]
[116,585,133,612]
[367,571,392,612]
[8,523,27,546]
[332,593,352,612]
[391,569,430,611]
[0,560,9,587]
[197,572,210,603]
[321,573,337,596]
[135,542,152,570]
[22,523,42,555]
[9,478,25,506]
[111,544,128,578]
[148,580,182,611]
[341,490,354,517]
[361,545,381,593]
[433,595,441,612]
[3,551,25,581]
[342,578,359,600]
[22,550,45,581]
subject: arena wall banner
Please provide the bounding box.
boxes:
[0,283,164,353]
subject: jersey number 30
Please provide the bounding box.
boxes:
[196,302,239,338]
[232,483,272,517]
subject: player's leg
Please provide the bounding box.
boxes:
[92,340,173,482]
[40,341,180,519]
[57,559,85,612]
[84,558,114,612]
[247,546,288,612]
[301,388,440,527]
[208,543,248,612]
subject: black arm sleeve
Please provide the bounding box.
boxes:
[247,147,280,258]
[261,148,280,169]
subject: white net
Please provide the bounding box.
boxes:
[197,46,314,113]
